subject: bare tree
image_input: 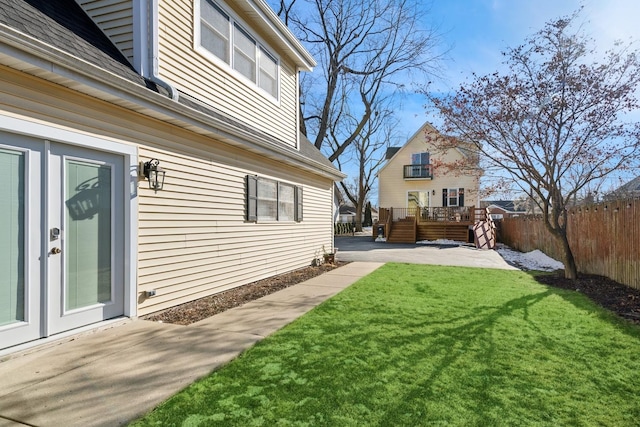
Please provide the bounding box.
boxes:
[428,10,640,279]
[275,0,298,25]
[332,99,396,232]
[276,0,444,161]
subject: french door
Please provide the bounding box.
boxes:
[0,133,125,350]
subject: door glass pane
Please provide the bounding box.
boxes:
[408,191,429,210]
[0,149,25,326]
[65,160,112,310]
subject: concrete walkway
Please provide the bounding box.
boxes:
[0,262,384,427]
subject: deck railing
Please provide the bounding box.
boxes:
[379,207,486,224]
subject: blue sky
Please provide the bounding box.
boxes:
[270,1,640,200]
[398,0,640,139]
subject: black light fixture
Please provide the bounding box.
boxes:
[432,189,436,195]
[142,159,165,191]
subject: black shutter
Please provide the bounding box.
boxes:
[459,188,465,206]
[442,188,447,206]
[295,186,303,222]
[246,175,258,221]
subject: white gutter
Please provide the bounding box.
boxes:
[136,0,178,101]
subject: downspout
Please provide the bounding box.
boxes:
[135,0,178,101]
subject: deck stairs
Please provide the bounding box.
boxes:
[386,218,416,243]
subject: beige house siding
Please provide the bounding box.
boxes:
[156,0,299,147]
[0,67,334,317]
[378,124,479,208]
[136,144,334,315]
[75,0,135,63]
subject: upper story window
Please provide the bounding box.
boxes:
[198,0,280,99]
[404,151,432,179]
[412,152,430,165]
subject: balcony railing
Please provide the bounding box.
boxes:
[403,164,432,179]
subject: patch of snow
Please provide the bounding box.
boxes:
[497,247,564,271]
[417,239,463,245]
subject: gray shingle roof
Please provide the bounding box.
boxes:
[385,147,401,160]
[616,176,640,193]
[0,0,156,90]
[483,200,526,213]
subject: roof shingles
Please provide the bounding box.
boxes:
[1,0,151,88]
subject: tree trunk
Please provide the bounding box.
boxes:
[354,200,364,232]
[551,229,578,279]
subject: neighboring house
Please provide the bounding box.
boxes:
[338,205,358,223]
[0,0,344,352]
[337,205,378,224]
[333,183,346,223]
[378,122,480,211]
[605,176,640,200]
[481,200,527,220]
[376,122,481,242]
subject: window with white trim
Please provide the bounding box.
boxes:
[246,176,302,222]
[233,24,256,81]
[198,0,280,99]
[200,1,229,62]
[442,188,465,207]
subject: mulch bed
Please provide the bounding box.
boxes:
[535,272,640,324]
[143,260,640,327]
[142,262,348,325]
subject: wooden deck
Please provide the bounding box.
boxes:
[376,207,485,244]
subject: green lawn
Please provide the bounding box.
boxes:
[131,264,640,426]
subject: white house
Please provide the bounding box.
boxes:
[0,0,344,352]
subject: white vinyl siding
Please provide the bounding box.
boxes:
[75,0,134,63]
[137,144,333,316]
[1,50,336,325]
[158,0,297,146]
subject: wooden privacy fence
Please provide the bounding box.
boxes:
[500,198,640,290]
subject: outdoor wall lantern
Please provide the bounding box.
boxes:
[141,158,165,191]
[432,189,436,195]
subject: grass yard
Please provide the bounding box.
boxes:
[131,264,640,426]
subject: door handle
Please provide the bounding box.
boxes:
[51,247,62,255]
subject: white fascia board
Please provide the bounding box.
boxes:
[240,0,316,71]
